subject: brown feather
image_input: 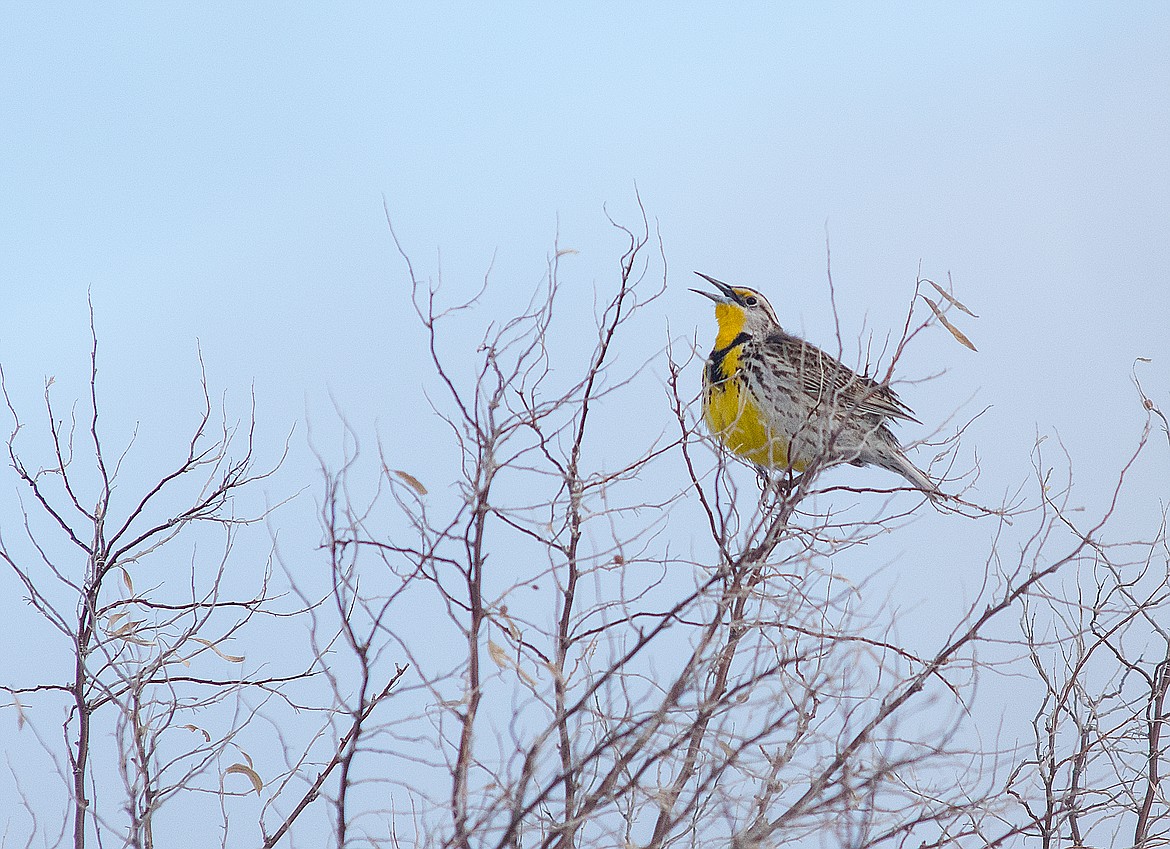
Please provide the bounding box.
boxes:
[762,331,921,424]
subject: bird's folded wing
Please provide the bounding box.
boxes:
[764,332,921,424]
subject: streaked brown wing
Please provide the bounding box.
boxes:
[764,332,920,424]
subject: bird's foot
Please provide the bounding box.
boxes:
[757,469,804,507]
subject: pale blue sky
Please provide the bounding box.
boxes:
[2,3,1169,844]
[4,5,1167,456]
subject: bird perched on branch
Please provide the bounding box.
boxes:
[692,272,939,497]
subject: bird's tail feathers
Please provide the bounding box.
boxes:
[880,451,942,500]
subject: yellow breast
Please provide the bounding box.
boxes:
[703,362,804,472]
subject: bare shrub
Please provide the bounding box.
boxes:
[2,213,1166,849]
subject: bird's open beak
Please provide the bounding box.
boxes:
[690,271,741,304]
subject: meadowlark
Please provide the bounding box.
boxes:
[693,272,939,496]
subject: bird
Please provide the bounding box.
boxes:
[692,272,940,497]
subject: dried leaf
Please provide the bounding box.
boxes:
[927,279,979,317]
[487,640,509,669]
[226,763,263,795]
[183,724,212,742]
[555,248,579,258]
[192,637,245,664]
[111,619,145,638]
[923,297,978,352]
[499,611,521,641]
[121,568,134,594]
[393,470,428,495]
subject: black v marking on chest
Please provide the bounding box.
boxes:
[706,332,751,386]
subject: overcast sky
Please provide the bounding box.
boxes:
[2,3,1168,844]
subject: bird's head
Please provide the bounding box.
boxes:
[691,272,781,346]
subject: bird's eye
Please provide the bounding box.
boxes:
[744,296,758,306]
